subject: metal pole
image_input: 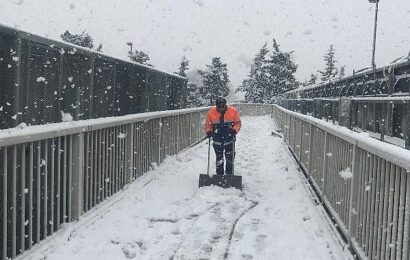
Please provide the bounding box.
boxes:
[371,1,379,72]
[207,138,211,176]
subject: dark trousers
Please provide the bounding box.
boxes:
[213,142,235,175]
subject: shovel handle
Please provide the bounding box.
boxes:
[207,138,211,176]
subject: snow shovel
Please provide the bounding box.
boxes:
[198,138,242,190]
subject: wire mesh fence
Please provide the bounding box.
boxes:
[0,24,187,130]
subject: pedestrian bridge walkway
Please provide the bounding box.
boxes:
[2,104,410,260]
[22,116,346,260]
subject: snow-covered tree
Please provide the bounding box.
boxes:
[186,82,202,108]
[239,39,298,103]
[186,70,206,106]
[319,44,338,82]
[128,49,152,66]
[198,57,230,105]
[339,66,345,79]
[177,56,189,77]
[238,43,270,103]
[60,30,95,49]
[265,38,298,99]
[308,73,318,85]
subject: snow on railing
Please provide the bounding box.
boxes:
[273,105,410,260]
[0,103,274,260]
[0,107,209,260]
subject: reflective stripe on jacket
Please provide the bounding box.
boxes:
[204,106,241,143]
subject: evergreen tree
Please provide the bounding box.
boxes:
[308,73,318,85]
[128,50,152,66]
[61,30,104,52]
[238,43,270,103]
[198,57,230,105]
[186,70,207,106]
[239,38,298,103]
[186,82,202,108]
[96,43,103,52]
[177,56,189,77]
[319,44,338,82]
[339,66,345,79]
[265,38,298,99]
[60,30,95,49]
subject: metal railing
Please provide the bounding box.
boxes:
[274,104,410,260]
[0,23,188,130]
[278,97,410,150]
[0,107,208,260]
[0,102,273,260]
[233,103,274,116]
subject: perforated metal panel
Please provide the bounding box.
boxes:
[93,59,117,118]
[0,33,17,129]
[62,52,92,120]
[0,25,188,130]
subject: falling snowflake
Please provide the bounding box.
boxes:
[117,133,126,139]
[36,76,46,82]
[339,167,353,180]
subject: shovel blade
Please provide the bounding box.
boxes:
[198,174,242,190]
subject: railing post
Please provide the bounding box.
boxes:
[126,123,135,183]
[71,133,84,221]
[176,114,180,152]
[299,120,303,160]
[158,119,162,164]
[320,132,329,202]
[404,103,410,149]
[308,124,314,174]
[348,143,360,251]
[386,102,393,136]
[380,103,385,142]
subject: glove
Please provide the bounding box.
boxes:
[231,128,237,135]
[206,131,213,138]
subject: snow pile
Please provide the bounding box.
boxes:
[338,167,353,180]
[60,111,73,122]
[24,116,346,260]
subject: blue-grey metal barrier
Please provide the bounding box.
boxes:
[0,102,279,260]
[0,107,208,260]
[274,104,410,260]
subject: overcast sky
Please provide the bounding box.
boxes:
[0,0,409,87]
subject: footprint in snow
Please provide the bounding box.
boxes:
[241,254,253,259]
[121,241,146,259]
[201,243,213,253]
[303,215,311,221]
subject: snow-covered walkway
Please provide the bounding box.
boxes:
[26,116,347,260]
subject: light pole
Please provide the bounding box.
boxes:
[369,0,379,72]
[127,42,133,54]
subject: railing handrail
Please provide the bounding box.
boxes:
[0,107,210,147]
[283,96,410,102]
[275,105,410,171]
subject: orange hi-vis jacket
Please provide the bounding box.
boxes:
[205,106,241,144]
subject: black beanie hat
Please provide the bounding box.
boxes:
[215,97,227,107]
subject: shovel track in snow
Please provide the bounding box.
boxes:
[223,198,258,259]
[169,186,259,260]
[170,202,221,260]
